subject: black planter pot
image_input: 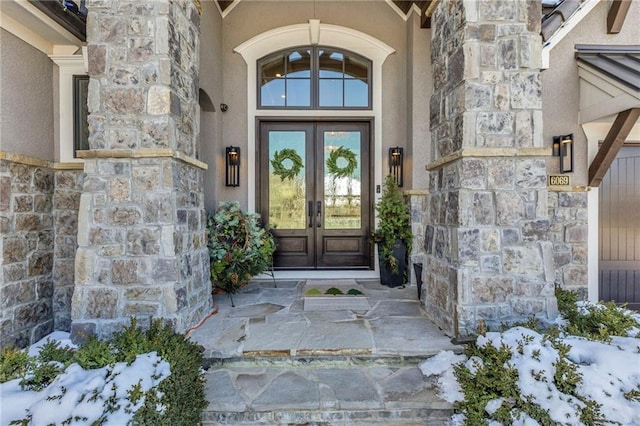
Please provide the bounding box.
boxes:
[413,262,423,300]
[379,239,407,288]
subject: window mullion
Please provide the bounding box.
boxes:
[312,46,318,109]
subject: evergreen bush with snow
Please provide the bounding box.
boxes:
[421,287,640,425]
[0,319,206,426]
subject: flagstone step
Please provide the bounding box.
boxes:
[202,360,453,425]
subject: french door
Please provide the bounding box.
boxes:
[258,121,372,269]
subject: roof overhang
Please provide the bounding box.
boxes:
[577,46,640,187]
[577,46,640,124]
[0,0,83,55]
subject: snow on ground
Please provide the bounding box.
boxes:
[1,333,170,426]
[4,312,639,425]
[421,327,640,425]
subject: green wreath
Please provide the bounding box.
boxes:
[327,146,357,178]
[271,148,303,181]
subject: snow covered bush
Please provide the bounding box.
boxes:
[420,294,640,426]
[556,286,640,341]
[0,319,207,426]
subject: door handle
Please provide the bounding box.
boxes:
[316,201,322,228]
[308,201,313,228]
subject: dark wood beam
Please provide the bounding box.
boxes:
[420,1,431,28]
[588,108,640,187]
[217,0,235,12]
[607,0,631,34]
[421,0,438,29]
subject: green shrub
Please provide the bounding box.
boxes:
[73,336,118,369]
[454,337,566,425]
[555,286,640,341]
[37,340,75,366]
[207,202,276,294]
[372,175,412,275]
[0,346,32,383]
[4,319,206,426]
[126,320,207,426]
[498,316,543,333]
[19,362,63,391]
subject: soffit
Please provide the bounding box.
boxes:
[576,45,640,124]
[215,0,427,14]
[577,45,640,92]
[0,0,84,55]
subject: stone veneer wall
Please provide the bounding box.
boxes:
[426,0,556,336]
[549,190,588,297]
[407,191,428,292]
[1,158,55,348]
[52,170,84,331]
[71,0,211,340]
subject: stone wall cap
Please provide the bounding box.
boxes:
[548,185,590,192]
[403,189,429,196]
[426,148,552,171]
[76,149,208,170]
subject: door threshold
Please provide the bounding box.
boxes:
[255,270,379,281]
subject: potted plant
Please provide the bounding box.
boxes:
[207,202,276,295]
[372,175,412,287]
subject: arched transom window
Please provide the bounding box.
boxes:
[258,46,372,109]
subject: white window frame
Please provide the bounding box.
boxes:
[51,53,87,163]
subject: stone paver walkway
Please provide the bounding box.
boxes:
[188,279,460,359]
[201,361,453,425]
[190,279,462,425]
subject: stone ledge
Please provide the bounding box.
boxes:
[403,189,429,196]
[547,185,589,192]
[54,162,85,170]
[0,151,86,171]
[76,149,208,170]
[426,147,552,171]
[0,151,50,168]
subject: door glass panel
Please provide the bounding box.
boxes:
[269,131,306,229]
[323,131,361,229]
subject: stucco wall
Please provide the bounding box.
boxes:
[408,12,432,190]
[200,1,224,212]
[0,29,54,161]
[541,1,640,186]
[215,1,424,208]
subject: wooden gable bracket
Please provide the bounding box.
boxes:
[421,0,438,29]
[607,0,631,34]
[588,108,640,187]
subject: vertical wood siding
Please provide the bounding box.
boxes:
[599,148,640,309]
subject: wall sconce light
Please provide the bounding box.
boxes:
[389,147,404,187]
[225,146,240,187]
[553,134,573,173]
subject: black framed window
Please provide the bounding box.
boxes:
[258,46,371,110]
[73,75,89,156]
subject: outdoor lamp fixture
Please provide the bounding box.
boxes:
[225,146,240,187]
[553,134,573,173]
[389,147,404,187]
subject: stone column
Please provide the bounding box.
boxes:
[71,0,211,340]
[426,0,555,336]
